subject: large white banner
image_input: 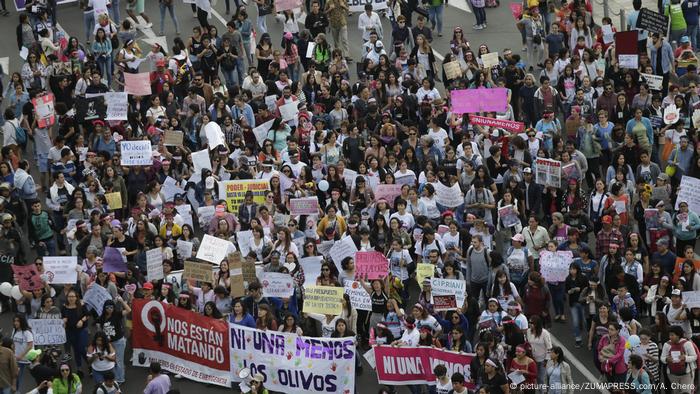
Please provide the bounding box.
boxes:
[229,324,356,394]
[28,319,66,345]
[348,0,387,12]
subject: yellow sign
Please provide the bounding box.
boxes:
[105,192,122,210]
[416,263,435,290]
[218,179,270,214]
[304,285,344,315]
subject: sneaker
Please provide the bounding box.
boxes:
[473,23,479,29]
[522,46,527,51]
[575,340,582,348]
[144,22,153,28]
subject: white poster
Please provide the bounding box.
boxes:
[261,272,295,298]
[105,92,129,120]
[299,256,323,286]
[120,140,153,166]
[192,149,212,174]
[42,256,78,284]
[196,234,230,265]
[253,119,274,148]
[279,101,299,121]
[28,319,67,345]
[430,277,466,307]
[146,248,164,281]
[676,175,700,214]
[433,182,463,208]
[329,235,358,271]
[539,250,573,283]
[344,280,371,311]
[176,240,194,259]
[348,0,387,12]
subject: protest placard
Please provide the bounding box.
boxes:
[75,96,107,121]
[535,158,562,188]
[431,278,466,307]
[229,258,245,298]
[433,182,463,208]
[242,260,257,286]
[163,130,184,146]
[274,0,300,11]
[176,240,193,259]
[105,192,122,210]
[433,294,458,311]
[0,57,8,75]
[562,162,581,181]
[84,284,111,315]
[618,54,638,69]
[279,101,299,121]
[28,319,66,345]
[683,291,700,308]
[12,264,42,290]
[124,72,152,96]
[103,247,127,272]
[469,115,525,132]
[355,251,389,280]
[443,61,462,80]
[416,263,434,289]
[120,140,153,166]
[192,149,212,174]
[162,177,185,203]
[374,184,403,207]
[132,300,230,386]
[636,7,669,35]
[253,119,274,147]
[33,94,55,128]
[451,88,508,114]
[218,179,269,213]
[105,92,128,120]
[344,280,372,310]
[348,0,387,12]
[676,175,700,213]
[146,248,164,281]
[498,205,520,228]
[304,286,344,315]
[299,256,323,286]
[289,197,319,215]
[641,73,663,91]
[42,256,77,284]
[481,52,499,68]
[374,346,474,386]
[261,272,295,298]
[204,122,225,149]
[184,260,214,282]
[329,236,358,271]
[197,206,216,229]
[196,234,230,264]
[539,250,573,282]
[229,325,355,394]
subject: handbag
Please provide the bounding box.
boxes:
[665,145,680,177]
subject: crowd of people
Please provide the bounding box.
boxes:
[0,0,699,393]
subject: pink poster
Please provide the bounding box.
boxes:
[374,345,475,387]
[12,264,43,291]
[450,88,508,114]
[275,0,300,11]
[32,94,55,128]
[354,251,389,280]
[289,197,319,215]
[374,184,403,207]
[124,72,152,96]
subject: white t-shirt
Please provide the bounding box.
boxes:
[435,379,453,394]
[12,330,33,364]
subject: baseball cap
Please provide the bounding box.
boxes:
[143,282,154,290]
[523,167,532,174]
[672,289,682,296]
[681,36,691,43]
[601,215,612,224]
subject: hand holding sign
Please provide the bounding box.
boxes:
[664,104,680,125]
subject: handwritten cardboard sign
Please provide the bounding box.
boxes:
[184,260,214,283]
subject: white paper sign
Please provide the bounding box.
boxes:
[433,182,464,208]
[176,240,194,259]
[120,140,153,166]
[236,230,253,258]
[539,250,573,283]
[261,272,295,297]
[253,119,275,148]
[197,206,216,229]
[299,256,323,286]
[83,284,112,315]
[43,256,78,284]
[28,319,66,345]
[602,24,614,44]
[204,121,226,149]
[430,277,466,307]
[481,52,499,68]
[640,73,663,90]
[329,235,358,271]
[619,54,638,69]
[0,57,8,75]
[306,42,316,58]
[196,234,230,264]
[146,248,164,281]
[279,101,299,121]
[683,290,700,308]
[105,92,129,120]
[344,280,371,311]
[676,175,700,214]
[192,149,212,174]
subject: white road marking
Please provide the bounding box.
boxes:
[448,0,472,13]
[550,334,610,394]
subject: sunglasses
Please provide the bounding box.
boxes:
[321,268,330,271]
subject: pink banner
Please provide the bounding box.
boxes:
[289,197,319,215]
[509,3,522,19]
[124,72,152,96]
[32,94,55,129]
[450,88,508,114]
[12,264,43,291]
[469,115,524,132]
[374,346,475,386]
[374,184,403,207]
[354,251,388,280]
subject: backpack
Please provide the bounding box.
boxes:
[9,122,27,147]
[468,246,491,265]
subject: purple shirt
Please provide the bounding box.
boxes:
[144,374,171,394]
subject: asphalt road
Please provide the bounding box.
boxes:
[0,0,608,392]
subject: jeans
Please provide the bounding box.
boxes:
[92,368,113,384]
[570,303,586,341]
[66,328,88,368]
[96,55,113,85]
[222,68,237,89]
[242,40,253,67]
[287,62,298,82]
[688,24,699,49]
[548,282,565,316]
[84,11,95,43]
[159,2,180,34]
[473,6,486,26]
[257,15,267,34]
[109,0,120,24]
[428,5,443,35]
[16,363,28,393]
[112,337,126,383]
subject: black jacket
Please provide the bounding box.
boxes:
[304,11,329,38]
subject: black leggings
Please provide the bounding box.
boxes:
[0,0,6,11]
